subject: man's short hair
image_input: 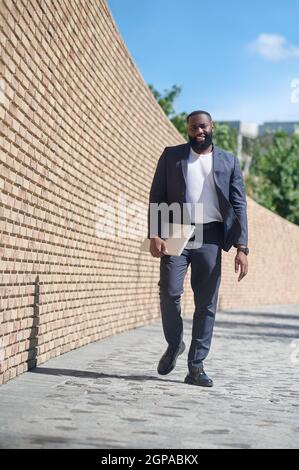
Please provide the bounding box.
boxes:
[186,110,212,122]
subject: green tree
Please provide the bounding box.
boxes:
[246,131,299,225]
[148,84,188,139]
[213,123,237,154]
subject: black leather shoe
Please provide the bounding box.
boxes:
[157,341,185,375]
[184,365,213,387]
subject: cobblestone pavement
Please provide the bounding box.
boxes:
[0,304,298,449]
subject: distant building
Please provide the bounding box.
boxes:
[258,122,299,135]
[217,121,259,138]
[218,120,299,136]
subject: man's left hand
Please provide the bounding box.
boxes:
[235,251,248,282]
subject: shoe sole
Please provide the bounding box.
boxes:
[184,375,214,387]
[157,342,186,375]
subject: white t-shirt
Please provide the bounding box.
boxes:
[182,147,223,223]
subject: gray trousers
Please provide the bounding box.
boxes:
[159,221,224,370]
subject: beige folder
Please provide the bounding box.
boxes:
[140,224,195,256]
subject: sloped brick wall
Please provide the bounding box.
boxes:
[1,0,298,384]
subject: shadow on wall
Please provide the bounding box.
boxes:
[27,275,40,370]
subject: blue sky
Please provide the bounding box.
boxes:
[107,0,299,124]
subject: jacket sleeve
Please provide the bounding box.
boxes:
[229,156,248,247]
[147,148,168,238]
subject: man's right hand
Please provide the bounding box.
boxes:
[150,237,169,258]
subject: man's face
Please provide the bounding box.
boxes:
[187,114,214,152]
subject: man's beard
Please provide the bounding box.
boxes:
[188,133,213,152]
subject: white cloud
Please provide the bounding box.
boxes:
[250,33,299,62]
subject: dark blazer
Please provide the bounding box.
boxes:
[147,142,248,252]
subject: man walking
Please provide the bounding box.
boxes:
[148,110,249,387]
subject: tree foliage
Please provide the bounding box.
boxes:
[148,84,188,139]
[213,123,237,154]
[246,131,299,225]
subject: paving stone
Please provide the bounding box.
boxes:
[0,305,298,449]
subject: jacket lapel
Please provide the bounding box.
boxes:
[178,142,191,188]
[212,145,223,189]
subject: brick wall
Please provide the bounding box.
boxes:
[1,0,298,384]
